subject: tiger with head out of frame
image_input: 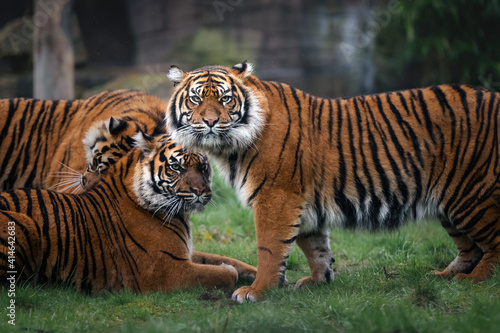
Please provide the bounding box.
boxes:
[0,89,167,193]
[0,133,257,293]
[165,61,500,302]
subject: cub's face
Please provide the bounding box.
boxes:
[82,117,156,191]
[165,62,264,155]
[133,134,212,219]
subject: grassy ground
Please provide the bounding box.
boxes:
[2,170,500,333]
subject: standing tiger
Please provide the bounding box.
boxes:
[0,89,166,193]
[165,61,500,302]
[0,133,257,293]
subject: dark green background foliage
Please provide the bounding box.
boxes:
[376,0,500,91]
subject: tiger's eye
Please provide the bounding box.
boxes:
[220,96,232,104]
[190,96,202,104]
[170,163,181,171]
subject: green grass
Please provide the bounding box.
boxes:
[2,170,500,332]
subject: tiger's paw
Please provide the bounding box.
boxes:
[295,271,335,288]
[294,276,316,288]
[236,264,257,282]
[220,263,239,284]
[431,269,453,280]
[231,286,262,303]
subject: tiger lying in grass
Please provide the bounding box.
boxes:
[0,133,256,293]
[0,90,166,193]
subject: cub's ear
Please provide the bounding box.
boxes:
[232,60,254,78]
[107,117,128,135]
[82,121,107,165]
[167,65,187,86]
[132,131,156,157]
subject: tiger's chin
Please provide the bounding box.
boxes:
[186,202,206,214]
[146,198,206,221]
[172,126,257,156]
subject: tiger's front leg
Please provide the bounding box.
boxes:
[191,250,257,281]
[231,196,302,303]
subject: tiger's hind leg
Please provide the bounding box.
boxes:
[454,203,500,282]
[432,216,483,279]
[0,211,41,281]
[294,230,335,288]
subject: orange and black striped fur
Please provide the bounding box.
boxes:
[166,62,500,302]
[0,90,166,193]
[0,134,256,293]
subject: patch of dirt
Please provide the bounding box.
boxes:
[198,291,223,301]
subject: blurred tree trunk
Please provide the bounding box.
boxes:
[33,0,74,100]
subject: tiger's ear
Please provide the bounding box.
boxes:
[132,131,156,157]
[232,61,254,78]
[82,121,107,165]
[107,117,128,135]
[167,65,187,86]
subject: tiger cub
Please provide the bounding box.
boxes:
[165,61,500,302]
[0,133,257,293]
[80,116,155,190]
[0,90,166,193]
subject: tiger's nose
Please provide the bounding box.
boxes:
[202,117,219,128]
[191,186,205,196]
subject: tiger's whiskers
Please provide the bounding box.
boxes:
[49,162,84,194]
[153,196,178,218]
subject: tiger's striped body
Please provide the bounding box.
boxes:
[166,62,500,302]
[0,90,166,193]
[0,134,256,293]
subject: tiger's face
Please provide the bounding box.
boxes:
[165,62,265,155]
[82,117,144,190]
[133,133,212,219]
